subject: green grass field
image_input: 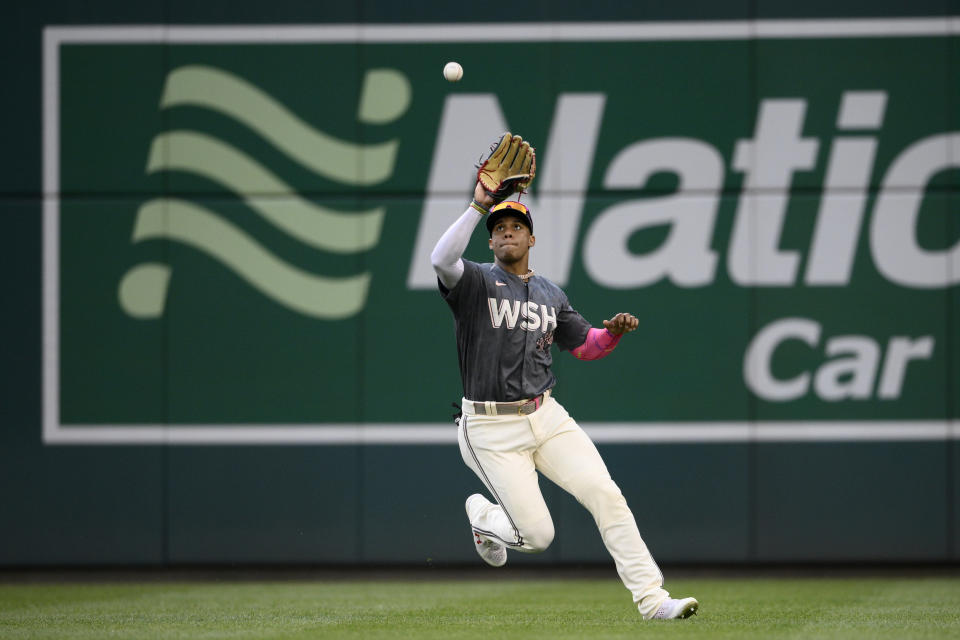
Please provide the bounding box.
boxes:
[1,574,959,639]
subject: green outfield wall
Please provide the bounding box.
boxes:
[1,1,958,566]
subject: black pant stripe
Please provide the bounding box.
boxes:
[471,526,525,548]
[462,414,524,548]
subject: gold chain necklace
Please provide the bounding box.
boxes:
[518,269,535,282]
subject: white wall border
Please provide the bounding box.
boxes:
[38,421,960,445]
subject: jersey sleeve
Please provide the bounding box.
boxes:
[553,294,592,351]
[438,259,483,311]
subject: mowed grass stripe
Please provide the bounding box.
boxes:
[0,577,958,639]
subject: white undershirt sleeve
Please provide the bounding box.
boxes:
[431,206,484,289]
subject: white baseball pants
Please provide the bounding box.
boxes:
[457,392,670,618]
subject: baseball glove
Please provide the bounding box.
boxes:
[476,132,536,203]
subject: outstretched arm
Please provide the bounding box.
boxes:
[433,132,535,289]
[571,313,639,361]
[430,184,495,289]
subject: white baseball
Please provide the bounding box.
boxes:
[443,61,463,82]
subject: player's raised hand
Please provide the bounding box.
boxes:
[474,181,496,208]
[602,312,639,335]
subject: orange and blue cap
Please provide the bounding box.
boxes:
[486,201,533,236]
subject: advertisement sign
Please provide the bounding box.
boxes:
[43,21,958,444]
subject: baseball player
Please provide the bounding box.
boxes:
[430,133,699,620]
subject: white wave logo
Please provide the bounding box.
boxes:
[117,65,410,319]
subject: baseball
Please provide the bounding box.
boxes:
[443,61,463,82]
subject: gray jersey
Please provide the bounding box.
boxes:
[439,260,591,402]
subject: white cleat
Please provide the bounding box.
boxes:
[472,530,507,567]
[465,494,507,568]
[651,597,699,620]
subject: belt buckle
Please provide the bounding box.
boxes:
[518,395,540,416]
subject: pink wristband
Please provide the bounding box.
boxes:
[571,328,621,361]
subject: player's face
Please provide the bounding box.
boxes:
[488,215,535,264]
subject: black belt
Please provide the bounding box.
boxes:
[472,392,546,416]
